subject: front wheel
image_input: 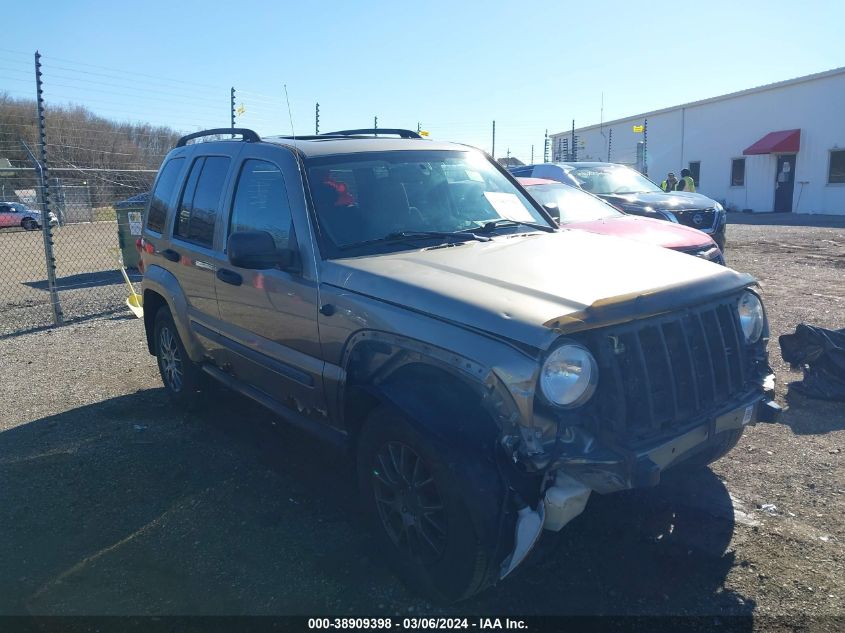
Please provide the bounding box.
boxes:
[357,406,501,602]
[153,307,203,406]
[22,218,38,231]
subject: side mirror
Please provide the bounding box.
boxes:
[543,202,561,224]
[228,230,302,273]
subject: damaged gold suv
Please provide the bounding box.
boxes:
[140,128,780,602]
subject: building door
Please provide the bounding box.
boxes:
[774,154,796,212]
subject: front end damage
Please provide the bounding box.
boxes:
[492,282,781,579]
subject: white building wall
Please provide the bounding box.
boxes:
[550,69,845,214]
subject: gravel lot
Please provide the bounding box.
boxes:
[0,219,842,628]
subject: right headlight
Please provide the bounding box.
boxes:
[539,342,598,408]
[738,291,765,343]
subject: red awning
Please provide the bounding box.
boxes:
[743,129,801,155]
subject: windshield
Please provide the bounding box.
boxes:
[570,165,663,195]
[523,182,622,224]
[306,150,552,257]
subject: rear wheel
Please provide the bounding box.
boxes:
[153,307,203,406]
[22,218,38,230]
[357,405,501,602]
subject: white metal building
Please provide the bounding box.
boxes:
[549,67,845,214]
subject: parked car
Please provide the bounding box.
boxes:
[517,177,724,264]
[510,163,727,251]
[0,201,58,230]
[140,127,778,602]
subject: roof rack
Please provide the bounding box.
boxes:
[320,128,422,139]
[176,128,260,147]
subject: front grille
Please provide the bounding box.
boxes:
[671,208,716,231]
[590,298,749,442]
[676,244,724,264]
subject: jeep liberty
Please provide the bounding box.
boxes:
[140,128,779,601]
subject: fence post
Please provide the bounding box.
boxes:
[230,87,236,137]
[31,52,63,326]
[22,146,63,326]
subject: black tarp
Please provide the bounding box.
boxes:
[779,324,845,401]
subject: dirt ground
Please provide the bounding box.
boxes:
[0,219,842,628]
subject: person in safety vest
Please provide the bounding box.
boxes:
[677,168,696,192]
[661,172,678,192]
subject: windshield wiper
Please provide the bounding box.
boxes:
[472,219,556,234]
[338,230,491,251]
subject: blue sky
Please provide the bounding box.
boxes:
[2,0,843,162]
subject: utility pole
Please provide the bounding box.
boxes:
[417,121,421,133]
[374,116,378,132]
[531,145,534,164]
[492,120,496,159]
[608,128,613,162]
[315,102,320,135]
[571,120,576,162]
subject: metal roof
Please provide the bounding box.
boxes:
[551,65,845,137]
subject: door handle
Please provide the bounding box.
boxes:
[216,268,243,286]
[162,248,180,262]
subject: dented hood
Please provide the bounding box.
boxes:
[322,230,755,350]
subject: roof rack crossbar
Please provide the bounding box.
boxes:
[176,128,260,147]
[321,128,422,139]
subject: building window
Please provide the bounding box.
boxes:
[688,161,701,187]
[731,158,745,187]
[829,150,845,184]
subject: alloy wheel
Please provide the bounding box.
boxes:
[371,441,448,564]
[158,325,183,392]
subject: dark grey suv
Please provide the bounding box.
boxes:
[140,128,779,601]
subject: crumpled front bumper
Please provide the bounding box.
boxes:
[550,385,780,495]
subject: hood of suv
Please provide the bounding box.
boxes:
[599,190,716,211]
[322,230,752,349]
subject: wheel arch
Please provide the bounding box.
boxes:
[141,265,202,361]
[340,331,519,458]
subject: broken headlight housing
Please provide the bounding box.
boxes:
[738,291,765,344]
[539,342,598,408]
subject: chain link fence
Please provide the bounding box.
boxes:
[0,49,554,337]
[0,165,155,336]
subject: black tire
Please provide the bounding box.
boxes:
[675,428,744,470]
[357,405,501,602]
[153,307,203,406]
[22,218,38,231]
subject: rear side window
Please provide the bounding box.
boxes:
[229,159,293,250]
[146,157,184,233]
[174,156,231,248]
